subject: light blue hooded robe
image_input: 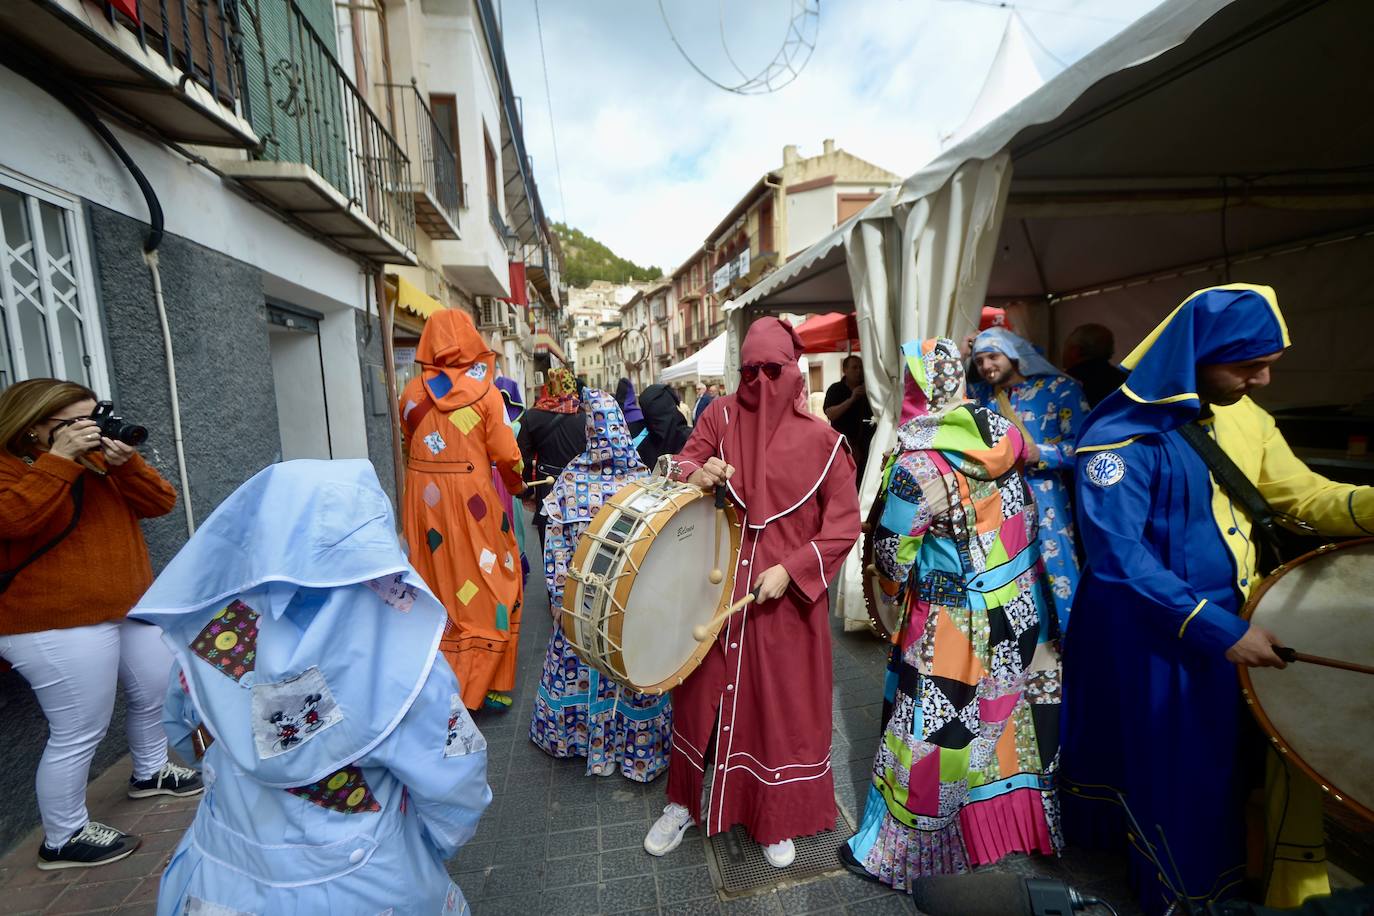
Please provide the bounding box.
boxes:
[132,460,490,916]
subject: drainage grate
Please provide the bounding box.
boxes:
[704,798,857,896]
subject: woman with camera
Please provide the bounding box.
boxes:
[0,378,201,871]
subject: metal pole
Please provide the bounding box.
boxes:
[375,271,406,502]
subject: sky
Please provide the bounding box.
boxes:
[497,0,1166,272]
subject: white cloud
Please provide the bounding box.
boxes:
[501,0,1162,270]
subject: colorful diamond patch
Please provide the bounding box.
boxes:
[449,406,481,435]
[422,482,441,507]
[467,493,487,521]
[427,528,443,552]
[423,431,446,455]
[456,580,480,605]
[190,600,259,682]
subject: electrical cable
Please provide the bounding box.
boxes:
[935,0,1129,26]
[532,0,569,224]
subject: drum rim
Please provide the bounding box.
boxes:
[861,488,898,643]
[561,477,742,695]
[1238,536,1374,826]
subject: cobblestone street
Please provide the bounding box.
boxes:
[0,511,1142,915]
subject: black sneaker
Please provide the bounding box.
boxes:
[37,822,140,870]
[128,761,203,799]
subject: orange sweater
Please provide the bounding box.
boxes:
[0,451,177,636]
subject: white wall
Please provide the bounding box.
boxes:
[786,185,838,257]
[424,7,509,294]
[0,67,364,313]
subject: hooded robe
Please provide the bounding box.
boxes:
[399,310,524,710]
[663,318,860,845]
[1063,284,1374,913]
[132,460,490,916]
[844,339,1061,887]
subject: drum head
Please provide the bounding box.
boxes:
[1244,540,1374,821]
[620,493,727,688]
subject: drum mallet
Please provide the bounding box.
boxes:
[524,476,556,489]
[709,485,729,585]
[693,589,760,641]
[1274,646,1374,676]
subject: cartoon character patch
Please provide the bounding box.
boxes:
[364,573,417,613]
[286,764,381,814]
[190,599,260,683]
[465,362,488,380]
[423,431,446,455]
[444,693,486,757]
[1084,451,1126,488]
[251,667,342,759]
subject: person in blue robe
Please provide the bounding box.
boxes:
[1061,284,1374,914]
[969,328,1088,630]
[131,460,491,916]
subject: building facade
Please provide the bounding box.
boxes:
[0,0,562,847]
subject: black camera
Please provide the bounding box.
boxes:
[91,401,147,446]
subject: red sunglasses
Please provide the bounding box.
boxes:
[740,362,783,383]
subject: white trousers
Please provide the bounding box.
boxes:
[0,619,172,847]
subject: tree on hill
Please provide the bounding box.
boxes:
[554,222,663,288]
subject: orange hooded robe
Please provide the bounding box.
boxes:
[399,310,524,709]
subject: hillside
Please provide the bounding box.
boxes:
[553,223,663,287]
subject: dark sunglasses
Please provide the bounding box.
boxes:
[740,362,783,383]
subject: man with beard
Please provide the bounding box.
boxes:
[643,318,860,868]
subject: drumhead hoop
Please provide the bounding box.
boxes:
[1239,537,1374,824]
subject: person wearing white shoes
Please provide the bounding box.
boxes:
[643,319,860,869]
[0,378,201,872]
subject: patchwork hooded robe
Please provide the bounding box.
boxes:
[400,310,525,710]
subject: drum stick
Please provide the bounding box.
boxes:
[693,590,759,641]
[525,476,555,488]
[710,486,728,585]
[1275,646,1374,676]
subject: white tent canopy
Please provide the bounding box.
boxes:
[660,332,726,383]
[941,10,1054,149]
[727,0,1374,630]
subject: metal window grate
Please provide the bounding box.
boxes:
[703,797,856,896]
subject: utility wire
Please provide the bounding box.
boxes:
[533,0,569,223]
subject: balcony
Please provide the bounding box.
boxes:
[1,0,257,146]
[219,0,416,264]
[384,82,460,240]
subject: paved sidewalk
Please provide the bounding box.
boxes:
[0,760,198,915]
[0,507,1145,915]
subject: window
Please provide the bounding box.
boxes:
[429,94,464,206]
[0,172,107,391]
[759,197,774,253]
[484,128,499,215]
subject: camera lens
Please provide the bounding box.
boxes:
[118,423,148,446]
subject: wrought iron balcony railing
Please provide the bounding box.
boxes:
[233,0,415,260]
[383,81,460,240]
[110,0,241,106]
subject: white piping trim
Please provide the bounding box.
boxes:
[727,750,831,773]
[725,761,833,786]
[674,730,705,766]
[810,541,825,585]
[746,437,844,528]
[712,530,758,834]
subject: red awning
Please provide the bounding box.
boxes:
[795,312,860,353]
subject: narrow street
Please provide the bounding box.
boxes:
[0,509,1142,915]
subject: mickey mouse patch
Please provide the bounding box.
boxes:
[365,573,418,613]
[251,667,342,759]
[444,693,486,757]
[1085,451,1127,488]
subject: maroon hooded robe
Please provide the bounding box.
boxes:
[664,318,860,844]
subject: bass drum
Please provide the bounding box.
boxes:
[862,486,902,642]
[561,476,741,694]
[1240,538,1374,823]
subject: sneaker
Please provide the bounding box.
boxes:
[37,822,140,870]
[482,691,513,711]
[128,761,203,799]
[762,838,795,868]
[644,803,694,857]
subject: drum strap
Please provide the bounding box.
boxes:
[1177,420,1319,572]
